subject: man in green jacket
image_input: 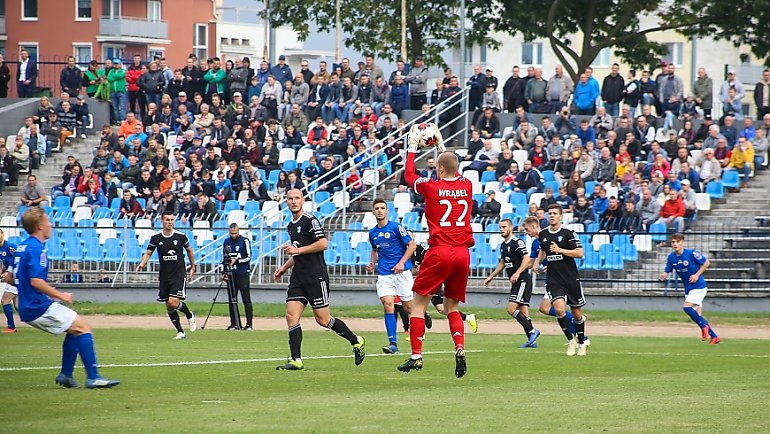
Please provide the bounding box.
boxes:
[693,68,713,117]
[204,57,226,103]
[107,59,127,123]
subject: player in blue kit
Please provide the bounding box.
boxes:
[0,228,18,333]
[660,233,720,344]
[15,207,119,388]
[367,199,417,354]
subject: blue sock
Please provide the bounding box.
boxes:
[547,306,556,317]
[60,334,78,378]
[3,304,15,329]
[683,307,707,328]
[384,313,397,344]
[76,333,100,380]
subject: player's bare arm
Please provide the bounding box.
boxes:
[691,258,710,283]
[393,240,417,274]
[367,250,378,273]
[283,237,328,256]
[30,277,72,303]
[186,245,196,280]
[551,244,584,259]
[483,260,505,286]
[274,256,295,280]
[135,249,153,272]
[534,249,546,274]
[511,256,533,283]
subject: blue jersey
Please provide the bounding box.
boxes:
[664,248,708,294]
[529,238,548,267]
[369,221,413,275]
[14,237,53,322]
[0,240,17,272]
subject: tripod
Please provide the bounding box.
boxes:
[201,270,241,330]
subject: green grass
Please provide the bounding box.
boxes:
[71,301,770,326]
[2,329,769,433]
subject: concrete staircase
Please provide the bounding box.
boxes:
[1,136,98,212]
[625,168,770,291]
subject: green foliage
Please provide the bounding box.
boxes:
[479,0,770,82]
[265,0,495,66]
[2,330,769,433]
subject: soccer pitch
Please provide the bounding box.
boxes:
[2,329,768,433]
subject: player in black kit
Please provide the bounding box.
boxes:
[273,189,366,370]
[483,218,541,348]
[533,204,588,356]
[410,235,478,333]
[136,211,197,339]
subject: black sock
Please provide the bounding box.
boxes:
[574,316,586,344]
[460,312,468,321]
[395,304,409,331]
[167,309,183,333]
[327,317,358,345]
[557,315,573,340]
[177,302,192,319]
[288,324,302,360]
[512,310,534,335]
[244,303,253,326]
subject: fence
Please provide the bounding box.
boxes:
[2,213,767,294]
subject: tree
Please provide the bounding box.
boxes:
[264,0,494,66]
[474,0,770,82]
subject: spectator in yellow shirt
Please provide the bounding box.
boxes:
[727,137,754,188]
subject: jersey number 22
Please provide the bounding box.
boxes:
[439,199,468,227]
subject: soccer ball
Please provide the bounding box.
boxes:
[408,122,446,152]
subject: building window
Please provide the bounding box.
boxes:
[73,44,92,66]
[662,43,683,67]
[148,48,164,60]
[19,43,38,62]
[193,24,208,61]
[521,42,543,65]
[241,39,251,47]
[463,45,473,64]
[103,45,125,62]
[101,0,121,18]
[593,47,611,68]
[480,45,487,64]
[148,0,161,22]
[76,0,92,19]
[22,0,38,20]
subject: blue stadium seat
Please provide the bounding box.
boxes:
[480,171,497,186]
[282,160,298,172]
[620,244,638,262]
[136,198,146,209]
[612,234,631,248]
[318,201,337,219]
[478,248,498,269]
[354,243,372,263]
[604,251,624,270]
[598,243,617,262]
[93,207,114,220]
[486,222,500,233]
[386,201,396,213]
[473,193,486,206]
[338,250,357,266]
[348,221,364,230]
[541,170,555,182]
[509,192,527,205]
[54,196,71,208]
[243,200,261,216]
[126,244,144,263]
[721,170,740,189]
[649,223,668,242]
[223,200,241,213]
[314,191,331,206]
[331,232,352,250]
[104,239,123,262]
[705,180,724,199]
[578,234,591,248]
[544,181,560,194]
[110,197,122,211]
[267,170,281,190]
[580,250,601,270]
[584,181,597,194]
[47,239,65,261]
[586,222,600,233]
[402,212,419,228]
[53,208,73,225]
[324,248,338,264]
[16,206,28,223]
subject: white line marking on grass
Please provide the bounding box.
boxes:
[201,400,228,404]
[611,351,770,359]
[0,350,483,372]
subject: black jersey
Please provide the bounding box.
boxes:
[500,237,528,278]
[412,242,429,268]
[538,226,581,284]
[147,230,190,280]
[287,212,328,283]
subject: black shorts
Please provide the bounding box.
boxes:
[508,274,533,305]
[157,277,187,302]
[287,277,330,309]
[430,286,445,307]
[545,279,586,308]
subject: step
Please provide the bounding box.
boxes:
[723,236,770,249]
[701,278,770,290]
[709,248,770,259]
[703,267,755,279]
[756,216,770,227]
[740,226,770,234]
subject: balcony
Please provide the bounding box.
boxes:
[98,16,169,43]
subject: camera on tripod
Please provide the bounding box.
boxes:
[222,245,238,274]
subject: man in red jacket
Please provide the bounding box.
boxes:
[655,189,685,233]
[126,54,144,118]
